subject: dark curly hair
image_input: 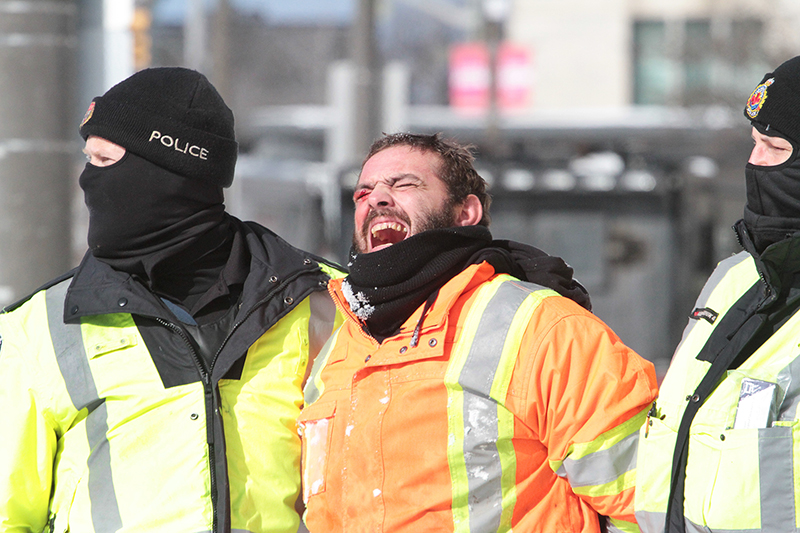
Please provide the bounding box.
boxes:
[361,132,491,226]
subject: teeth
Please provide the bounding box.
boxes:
[371,222,408,237]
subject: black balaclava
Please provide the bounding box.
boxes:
[77,67,239,313]
[79,151,229,281]
[742,56,800,254]
[743,125,800,254]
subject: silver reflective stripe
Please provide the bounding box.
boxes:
[462,394,502,532]
[194,530,255,533]
[459,280,537,399]
[304,326,340,406]
[672,252,750,357]
[683,517,709,533]
[694,252,750,310]
[759,426,795,533]
[683,517,800,533]
[46,281,123,532]
[557,430,638,487]
[776,354,800,421]
[308,291,336,360]
[305,291,338,390]
[634,510,665,533]
[458,280,537,531]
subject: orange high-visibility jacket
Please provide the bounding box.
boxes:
[300,262,658,533]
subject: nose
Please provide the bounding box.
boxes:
[748,145,769,166]
[368,183,393,208]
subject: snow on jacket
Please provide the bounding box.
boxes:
[300,261,658,533]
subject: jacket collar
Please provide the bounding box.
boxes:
[65,217,330,325]
[735,218,800,297]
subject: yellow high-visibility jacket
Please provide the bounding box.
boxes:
[0,220,343,533]
[636,221,800,532]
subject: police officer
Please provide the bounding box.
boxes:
[0,67,342,533]
[636,56,800,532]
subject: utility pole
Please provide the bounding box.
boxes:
[185,0,231,102]
[185,0,208,72]
[350,0,381,160]
[210,0,231,101]
[0,0,78,305]
[482,0,511,158]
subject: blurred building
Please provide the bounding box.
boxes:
[2,0,797,370]
[511,0,794,110]
[144,0,790,369]
[89,0,800,369]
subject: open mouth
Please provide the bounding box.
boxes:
[370,221,409,251]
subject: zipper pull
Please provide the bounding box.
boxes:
[645,401,657,438]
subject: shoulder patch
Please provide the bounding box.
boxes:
[690,307,718,324]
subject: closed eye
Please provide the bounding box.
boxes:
[392,177,420,189]
[353,189,370,202]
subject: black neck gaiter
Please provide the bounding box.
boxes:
[79,151,233,304]
[344,226,492,338]
[743,135,800,254]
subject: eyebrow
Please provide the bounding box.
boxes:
[355,173,420,189]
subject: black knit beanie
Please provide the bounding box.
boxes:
[79,67,238,188]
[744,56,800,145]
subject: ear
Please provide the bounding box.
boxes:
[454,194,483,227]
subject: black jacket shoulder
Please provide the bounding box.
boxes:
[241,219,346,275]
[2,268,78,313]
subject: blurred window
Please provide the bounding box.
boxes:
[633,17,765,107]
[633,20,671,105]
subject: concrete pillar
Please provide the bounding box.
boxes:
[382,61,410,134]
[0,0,78,305]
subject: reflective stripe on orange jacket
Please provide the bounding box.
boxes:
[300,262,658,532]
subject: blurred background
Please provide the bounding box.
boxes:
[1,0,798,374]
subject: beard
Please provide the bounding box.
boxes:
[352,199,459,254]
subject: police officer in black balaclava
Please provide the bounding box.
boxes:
[635,56,800,533]
[0,67,342,533]
[78,67,241,326]
[741,57,800,255]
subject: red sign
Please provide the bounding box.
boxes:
[449,43,491,110]
[497,43,531,109]
[449,42,532,111]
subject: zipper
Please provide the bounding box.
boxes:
[153,266,322,533]
[207,269,319,372]
[734,221,774,303]
[156,317,219,533]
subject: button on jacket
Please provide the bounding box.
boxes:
[300,262,658,533]
[0,220,343,533]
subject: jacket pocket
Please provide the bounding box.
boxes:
[700,423,796,530]
[298,400,336,504]
[636,410,678,532]
[86,334,138,359]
